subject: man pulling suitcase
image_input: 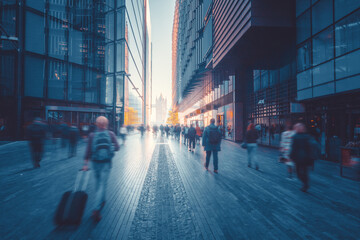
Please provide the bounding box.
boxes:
[83,116,120,222]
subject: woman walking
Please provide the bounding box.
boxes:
[246,123,259,170]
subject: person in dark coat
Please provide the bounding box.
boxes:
[68,125,80,158]
[290,123,314,192]
[187,124,197,152]
[60,122,69,148]
[26,118,47,168]
[202,118,222,173]
[246,123,260,170]
[165,125,170,138]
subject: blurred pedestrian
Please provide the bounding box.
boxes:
[60,122,69,149]
[202,118,222,173]
[83,116,120,222]
[188,124,196,152]
[152,125,158,137]
[26,117,47,168]
[165,125,170,138]
[68,125,80,158]
[184,125,189,145]
[290,123,315,192]
[138,124,145,137]
[280,124,296,179]
[195,123,202,144]
[119,124,127,144]
[246,123,259,170]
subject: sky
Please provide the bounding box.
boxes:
[149,0,176,113]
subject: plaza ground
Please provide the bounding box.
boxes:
[0,134,359,239]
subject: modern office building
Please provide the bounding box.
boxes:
[172,0,296,143]
[173,0,360,159]
[295,0,360,158]
[0,0,151,139]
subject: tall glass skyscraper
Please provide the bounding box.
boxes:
[0,0,151,139]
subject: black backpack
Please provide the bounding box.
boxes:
[208,128,221,145]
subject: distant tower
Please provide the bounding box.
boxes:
[156,94,167,124]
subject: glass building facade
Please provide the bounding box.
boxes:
[296,0,360,160]
[0,0,151,139]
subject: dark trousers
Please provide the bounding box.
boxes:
[205,151,218,170]
[68,142,77,157]
[183,134,188,144]
[30,142,43,167]
[188,137,195,150]
[296,164,309,188]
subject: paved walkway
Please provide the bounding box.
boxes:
[0,134,359,239]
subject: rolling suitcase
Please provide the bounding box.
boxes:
[54,170,90,226]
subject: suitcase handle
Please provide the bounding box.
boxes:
[73,170,90,192]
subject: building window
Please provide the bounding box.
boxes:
[105,43,114,73]
[106,11,114,42]
[25,55,45,97]
[69,29,84,65]
[26,0,45,11]
[312,26,334,66]
[336,75,360,93]
[334,0,360,21]
[0,55,15,96]
[297,40,312,71]
[280,64,291,82]
[297,69,312,90]
[48,61,66,100]
[68,65,84,102]
[269,70,279,86]
[261,70,269,89]
[335,49,360,79]
[116,41,125,72]
[254,70,260,92]
[313,82,335,97]
[85,70,99,104]
[296,10,311,44]
[312,0,333,35]
[49,19,67,60]
[117,8,126,40]
[313,60,334,86]
[25,12,45,54]
[297,88,312,100]
[335,9,360,56]
[296,0,311,17]
[105,75,114,105]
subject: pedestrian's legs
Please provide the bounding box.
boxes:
[296,164,309,191]
[247,144,258,169]
[29,144,37,167]
[68,144,72,158]
[205,151,211,169]
[73,142,77,156]
[213,151,218,171]
[247,146,253,167]
[93,162,111,211]
[192,138,195,150]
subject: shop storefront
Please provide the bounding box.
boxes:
[304,92,360,162]
[248,65,298,147]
